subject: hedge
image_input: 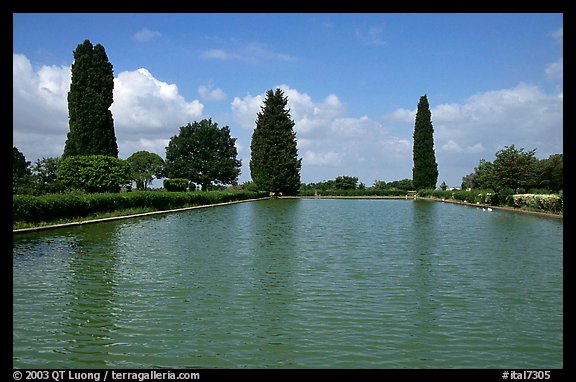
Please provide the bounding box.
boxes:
[13,190,268,224]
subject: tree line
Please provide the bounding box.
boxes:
[13,40,302,196]
[13,39,562,198]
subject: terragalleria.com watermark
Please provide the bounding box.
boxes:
[13,370,200,382]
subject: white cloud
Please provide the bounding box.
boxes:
[111,68,203,132]
[303,151,342,167]
[202,49,231,60]
[383,108,414,123]
[198,83,227,101]
[13,54,71,160]
[13,53,205,162]
[381,83,562,186]
[545,58,563,81]
[202,42,296,63]
[133,28,161,43]
[230,84,411,184]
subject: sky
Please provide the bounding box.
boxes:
[12,13,563,188]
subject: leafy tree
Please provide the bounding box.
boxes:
[57,155,130,193]
[334,176,358,190]
[163,178,190,192]
[32,156,64,194]
[491,145,537,192]
[63,40,118,158]
[373,180,388,189]
[126,151,164,191]
[461,159,494,190]
[535,154,563,191]
[13,147,32,194]
[164,118,241,191]
[13,146,31,179]
[412,94,438,190]
[388,178,414,191]
[250,88,302,195]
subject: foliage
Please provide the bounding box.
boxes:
[250,88,302,195]
[164,118,241,191]
[461,159,494,190]
[13,146,31,179]
[126,151,164,190]
[534,154,563,191]
[31,156,64,194]
[298,188,410,197]
[13,190,268,225]
[163,178,190,192]
[388,178,414,191]
[334,176,359,190]
[512,194,563,213]
[63,39,118,158]
[57,155,130,193]
[491,145,537,191]
[13,147,33,194]
[462,149,562,193]
[412,94,438,190]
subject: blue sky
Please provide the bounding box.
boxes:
[13,13,563,187]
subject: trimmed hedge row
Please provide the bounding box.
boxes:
[13,190,268,223]
[512,194,563,213]
[418,189,563,213]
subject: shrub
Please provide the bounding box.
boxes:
[58,155,130,193]
[13,190,269,224]
[512,194,563,213]
[163,178,189,192]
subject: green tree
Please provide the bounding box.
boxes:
[412,94,438,190]
[13,147,32,194]
[388,178,414,191]
[13,146,31,180]
[126,151,164,191]
[461,159,494,190]
[32,156,63,194]
[63,40,118,158]
[334,176,358,190]
[57,155,130,193]
[492,145,537,192]
[250,88,302,195]
[164,119,241,191]
[535,154,563,191]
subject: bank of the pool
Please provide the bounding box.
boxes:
[283,195,563,219]
[12,197,270,234]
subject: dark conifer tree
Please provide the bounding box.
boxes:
[412,94,438,190]
[249,88,302,195]
[63,40,118,158]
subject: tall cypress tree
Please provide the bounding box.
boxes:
[412,94,438,190]
[250,88,302,195]
[63,40,118,158]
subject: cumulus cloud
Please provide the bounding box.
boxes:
[13,53,205,162]
[380,83,563,185]
[230,84,411,183]
[112,68,203,132]
[432,83,562,154]
[13,54,71,159]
